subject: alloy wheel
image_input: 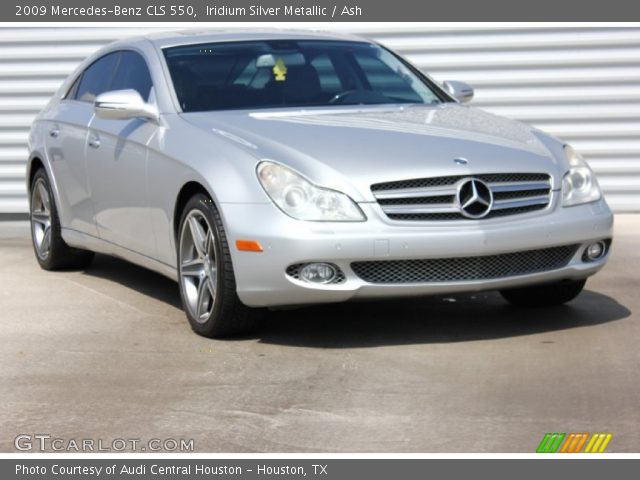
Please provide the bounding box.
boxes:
[31,178,52,260]
[179,210,218,323]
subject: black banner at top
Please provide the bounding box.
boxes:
[4,0,640,22]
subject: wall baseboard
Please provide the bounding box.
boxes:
[0,213,29,221]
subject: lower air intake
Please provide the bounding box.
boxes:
[351,245,579,284]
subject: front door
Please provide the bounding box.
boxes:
[84,50,158,257]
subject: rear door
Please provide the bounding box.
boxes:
[44,52,120,235]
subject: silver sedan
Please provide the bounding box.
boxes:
[27,30,613,337]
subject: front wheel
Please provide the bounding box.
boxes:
[177,193,262,338]
[499,279,587,307]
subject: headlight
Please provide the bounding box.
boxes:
[562,145,601,207]
[256,161,365,221]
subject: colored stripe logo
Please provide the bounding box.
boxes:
[537,433,612,453]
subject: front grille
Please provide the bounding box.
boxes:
[351,245,579,284]
[371,173,552,221]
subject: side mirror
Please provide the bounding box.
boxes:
[94,89,158,122]
[442,80,474,104]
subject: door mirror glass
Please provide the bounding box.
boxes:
[94,89,158,122]
[442,80,474,103]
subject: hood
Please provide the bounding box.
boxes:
[182,103,564,202]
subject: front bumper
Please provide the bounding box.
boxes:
[222,195,613,307]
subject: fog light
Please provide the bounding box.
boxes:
[299,263,337,284]
[585,241,606,261]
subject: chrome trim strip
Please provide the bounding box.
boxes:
[381,204,460,214]
[373,186,457,200]
[491,195,550,210]
[488,181,551,193]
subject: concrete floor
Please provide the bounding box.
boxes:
[0,216,638,453]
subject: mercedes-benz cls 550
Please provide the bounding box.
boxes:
[27,30,613,337]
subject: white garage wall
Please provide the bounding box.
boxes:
[1,25,639,213]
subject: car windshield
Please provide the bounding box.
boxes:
[163,40,447,112]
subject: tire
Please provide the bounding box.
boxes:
[29,168,94,270]
[499,279,587,307]
[177,193,262,338]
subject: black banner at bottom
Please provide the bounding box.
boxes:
[3,459,638,480]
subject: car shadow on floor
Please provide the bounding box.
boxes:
[83,254,631,348]
[259,290,630,348]
[84,254,183,310]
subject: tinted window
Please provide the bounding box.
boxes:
[163,40,445,112]
[310,54,342,93]
[75,52,120,103]
[64,74,82,100]
[353,51,425,103]
[110,51,153,101]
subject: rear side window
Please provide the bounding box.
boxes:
[75,52,120,103]
[110,51,153,101]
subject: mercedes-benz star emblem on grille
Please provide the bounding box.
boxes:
[457,178,494,219]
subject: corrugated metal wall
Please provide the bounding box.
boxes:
[1,26,639,213]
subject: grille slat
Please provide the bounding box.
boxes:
[371,173,552,221]
[492,195,550,210]
[489,181,551,193]
[374,186,457,200]
[351,245,578,284]
[383,204,460,214]
[378,195,454,206]
[493,188,550,201]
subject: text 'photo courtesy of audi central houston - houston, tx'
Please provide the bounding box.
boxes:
[27,30,613,337]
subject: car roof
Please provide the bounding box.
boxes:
[136,28,371,49]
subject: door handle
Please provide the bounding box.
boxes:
[49,127,60,138]
[88,134,101,149]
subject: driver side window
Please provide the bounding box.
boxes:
[110,51,154,101]
[74,50,154,103]
[75,52,120,103]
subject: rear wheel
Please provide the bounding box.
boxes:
[29,168,93,270]
[499,279,586,307]
[177,193,262,337]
